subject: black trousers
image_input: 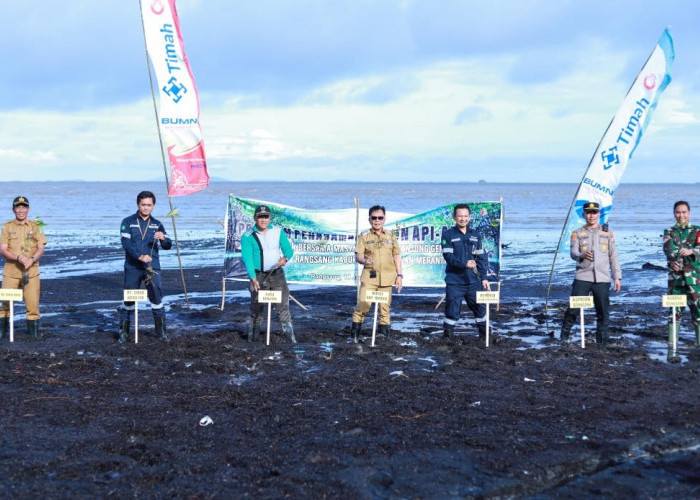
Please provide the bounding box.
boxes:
[562,279,610,342]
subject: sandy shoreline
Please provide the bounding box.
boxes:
[1,261,699,497]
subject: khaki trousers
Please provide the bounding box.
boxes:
[1,274,41,320]
[352,282,393,325]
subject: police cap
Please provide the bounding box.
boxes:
[583,201,600,213]
[12,196,29,207]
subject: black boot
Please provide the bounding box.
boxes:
[350,322,362,343]
[118,320,130,343]
[282,322,297,343]
[0,317,8,339]
[478,323,497,343]
[596,331,609,346]
[379,324,391,339]
[247,321,260,343]
[154,317,168,340]
[442,322,454,339]
[596,318,609,346]
[26,319,40,339]
[560,322,572,342]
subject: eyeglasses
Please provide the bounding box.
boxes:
[256,215,270,219]
[370,216,384,221]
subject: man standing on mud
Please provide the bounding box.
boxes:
[118,191,172,343]
[560,201,621,345]
[241,204,296,343]
[349,205,403,342]
[0,196,47,339]
[441,203,490,340]
[663,200,700,345]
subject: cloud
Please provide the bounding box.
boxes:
[454,106,492,125]
[0,148,56,161]
[1,1,699,182]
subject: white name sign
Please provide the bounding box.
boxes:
[662,295,687,308]
[259,290,282,303]
[124,289,148,302]
[477,291,500,304]
[365,290,390,304]
[570,296,594,309]
[0,289,23,301]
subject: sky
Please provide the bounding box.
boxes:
[1,0,699,183]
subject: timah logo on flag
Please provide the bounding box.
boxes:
[601,146,620,170]
[163,77,187,104]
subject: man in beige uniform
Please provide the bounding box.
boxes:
[0,196,47,339]
[350,205,403,342]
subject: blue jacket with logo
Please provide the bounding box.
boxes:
[441,226,487,285]
[120,213,172,270]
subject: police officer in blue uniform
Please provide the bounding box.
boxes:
[118,191,172,343]
[441,203,491,339]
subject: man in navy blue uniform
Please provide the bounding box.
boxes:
[441,204,491,339]
[118,191,172,343]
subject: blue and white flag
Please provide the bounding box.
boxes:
[559,28,674,248]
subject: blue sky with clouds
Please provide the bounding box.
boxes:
[1,0,698,182]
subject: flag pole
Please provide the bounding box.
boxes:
[138,0,189,306]
[354,197,361,302]
[544,122,612,315]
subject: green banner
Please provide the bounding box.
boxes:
[225,197,501,287]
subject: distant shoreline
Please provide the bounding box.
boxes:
[0,180,698,185]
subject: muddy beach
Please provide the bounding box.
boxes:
[1,260,699,498]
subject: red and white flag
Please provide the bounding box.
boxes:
[141,0,209,196]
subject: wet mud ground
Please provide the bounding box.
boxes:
[1,266,699,498]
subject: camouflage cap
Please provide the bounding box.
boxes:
[254,205,271,218]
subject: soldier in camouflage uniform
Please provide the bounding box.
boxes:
[662,200,700,345]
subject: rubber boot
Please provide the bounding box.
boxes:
[596,326,609,347]
[118,320,130,344]
[0,317,8,339]
[154,317,167,340]
[350,322,362,343]
[560,322,572,342]
[246,322,260,343]
[667,322,679,362]
[478,323,497,344]
[667,321,677,345]
[26,319,40,339]
[282,322,297,343]
[442,322,454,339]
[379,324,391,339]
[695,323,700,346]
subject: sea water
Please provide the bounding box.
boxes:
[1,181,694,290]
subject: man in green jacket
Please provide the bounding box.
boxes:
[240,204,296,343]
[663,200,700,346]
